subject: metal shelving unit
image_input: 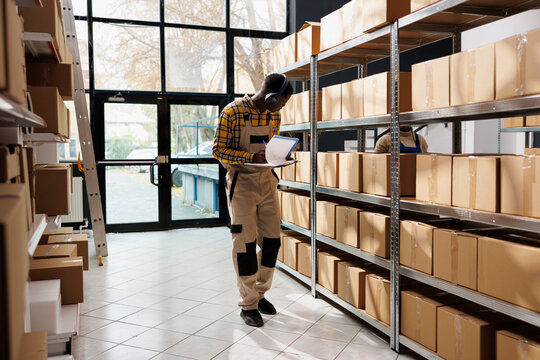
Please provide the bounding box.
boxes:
[400,266,540,327]
[275,0,540,357]
[23,133,71,144]
[0,94,46,128]
[316,233,391,270]
[24,32,62,62]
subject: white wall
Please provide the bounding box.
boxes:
[420,9,540,154]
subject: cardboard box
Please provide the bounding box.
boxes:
[29,257,84,304]
[359,211,390,258]
[320,7,344,51]
[316,201,338,239]
[337,262,376,309]
[525,148,540,155]
[450,44,495,106]
[280,93,296,125]
[433,229,478,290]
[0,183,31,230]
[437,304,505,360]
[33,244,77,260]
[318,251,354,293]
[400,220,437,275]
[504,116,525,128]
[336,206,361,248]
[342,78,364,119]
[19,332,48,360]
[501,155,540,218]
[452,156,500,212]
[48,233,89,270]
[26,62,74,100]
[364,72,412,116]
[297,241,312,278]
[20,0,68,63]
[0,186,29,360]
[280,191,295,224]
[40,226,73,245]
[526,115,540,126]
[295,90,322,124]
[363,153,417,197]
[279,230,298,263]
[401,288,463,352]
[496,28,540,100]
[342,0,364,42]
[295,151,311,183]
[317,152,339,188]
[416,154,452,206]
[297,22,320,60]
[496,328,540,360]
[365,273,391,325]
[35,164,72,215]
[412,56,450,110]
[281,161,296,181]
[362,0,410,32]
[338,152,362,192]
[28,86,70,138]
[411,0,440,12]
[273,33,296,70]
[283,236,303,270]
[478,235,540,313]
[322,83,342,121]
[1,1,27,105]
[295,193,311,229]
[0,145,21,181]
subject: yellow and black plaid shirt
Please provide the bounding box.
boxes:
[212,95,281,164]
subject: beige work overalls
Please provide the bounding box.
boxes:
[222,105,281,311]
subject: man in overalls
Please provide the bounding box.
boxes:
[374,125,428,153]
[212,73,293,327]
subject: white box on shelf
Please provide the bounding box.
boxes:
[29,279,61,333]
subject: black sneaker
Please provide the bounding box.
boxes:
[258,298,277,315]
[240,309,263,327]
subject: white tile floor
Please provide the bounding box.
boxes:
[74,227,423,360]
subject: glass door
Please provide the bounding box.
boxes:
[94,93,227,231]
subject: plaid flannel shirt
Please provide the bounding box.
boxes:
[212,95,280,164]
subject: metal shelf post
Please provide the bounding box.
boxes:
[389,20,401,352]
[309,55,319,298]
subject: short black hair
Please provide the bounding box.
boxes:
[264,73,293,96]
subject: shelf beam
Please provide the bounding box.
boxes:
[276,261,311,287]
[279,180,310,191]
[316,285,392,336]
[316,234,391,270]
[0,94,46,128]
[500,126,540,133]
[399,336,444,360]
[281,221,311,238]
[400,266,540,327]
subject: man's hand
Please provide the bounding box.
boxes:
[253,151,267,163]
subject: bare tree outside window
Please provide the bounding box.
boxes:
[92,0,160,22]
[93,23,161,91]
[165,0,225,27]
[231,0,286,32]
[165,28,226,93]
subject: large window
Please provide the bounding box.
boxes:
[234,37,278,94]
[93,23,161,91]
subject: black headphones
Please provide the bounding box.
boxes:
[264,74,289,106]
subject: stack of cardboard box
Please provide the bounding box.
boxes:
[20,0,73,138]
[412,27,540,113]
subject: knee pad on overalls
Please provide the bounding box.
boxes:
[261,237,281,268]
[231,225,258,276]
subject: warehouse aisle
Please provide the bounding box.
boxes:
[73,228,419,360]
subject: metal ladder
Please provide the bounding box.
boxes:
[61,0,108,257]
